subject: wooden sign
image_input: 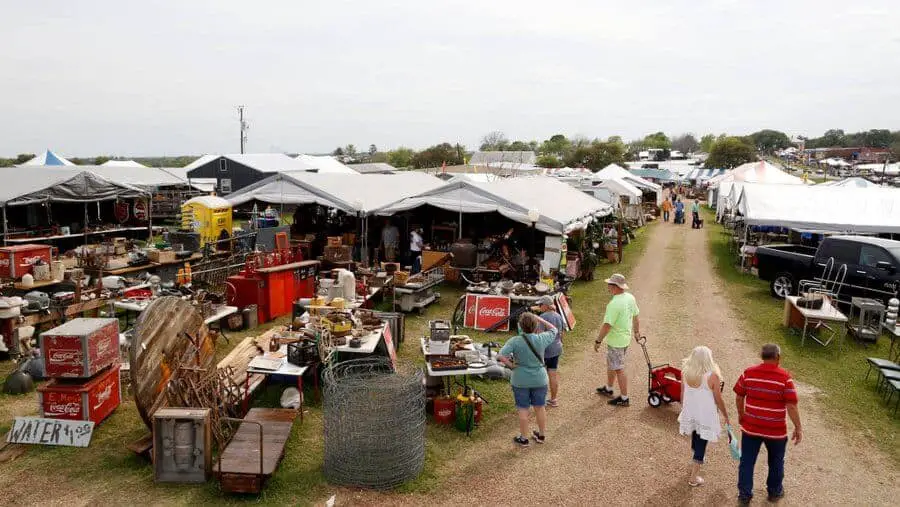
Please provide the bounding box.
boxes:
[7,417,94,447]
[556,294,576,331]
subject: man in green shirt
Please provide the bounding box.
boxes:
[594,273,640,406]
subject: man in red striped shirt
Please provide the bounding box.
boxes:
[733,344,802,505]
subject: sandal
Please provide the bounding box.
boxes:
[546,399,558,407]
[688,477,705,487]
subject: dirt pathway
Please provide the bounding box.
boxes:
[340,204,899,506]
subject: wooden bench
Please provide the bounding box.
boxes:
[217,408,296,494]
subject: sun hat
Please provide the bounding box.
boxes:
[536,295,555,307]
[604,273,629,290]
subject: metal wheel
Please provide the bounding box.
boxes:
[770,273,795,299]
[648,394,662,408]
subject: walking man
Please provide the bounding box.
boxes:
[734,344,802,505]
[535,295,565,407]
[661,198,673,223]
[594,274,640,406]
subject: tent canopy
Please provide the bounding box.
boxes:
[374,176,612,235]
[819,177,880,188]
[0,167,148,206]
[19,150,75,166]
[63,165,189,189]
[225,172,444,215]
[730,161,803,184]
[736,183,900,233]
[294,155,358,174]
[100,159,147,167]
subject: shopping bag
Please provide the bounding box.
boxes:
[725,423,741,460]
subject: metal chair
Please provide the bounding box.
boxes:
[799,257,847,302]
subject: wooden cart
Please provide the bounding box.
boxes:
[216,408,296,494]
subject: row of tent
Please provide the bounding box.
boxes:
[225,172,613,236]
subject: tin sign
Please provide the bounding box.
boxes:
[473,295,511,332]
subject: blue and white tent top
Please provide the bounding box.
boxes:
[19,150,75,166]
[681,168,727,181]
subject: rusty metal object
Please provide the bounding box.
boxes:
[130,296,214,429]
[216,408,296,494]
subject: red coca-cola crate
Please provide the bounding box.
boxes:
[0,244,53,279]
[40,318,119,378]
[37,364,121,425]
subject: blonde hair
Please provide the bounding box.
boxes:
[681,346,722,387]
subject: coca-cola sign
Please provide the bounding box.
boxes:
[464,295,478,328]
[93,384,113,410]
[49,350,83,365]
[474,295,510,332]
[47,402,82,417]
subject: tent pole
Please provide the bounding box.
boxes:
[458,209,463,239]
[2,205,7,246]
[84,202,89,248]
[148,195,154,242]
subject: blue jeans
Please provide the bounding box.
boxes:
[512,386,548,409]
[663,211,670,222]
[738,433,787,499]
[691,431,708,464]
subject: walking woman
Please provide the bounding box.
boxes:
[678,346,731,486]
[497,312,558,447]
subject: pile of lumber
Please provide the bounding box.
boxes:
[217,326,284,394]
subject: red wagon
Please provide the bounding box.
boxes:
[636,336,682,407]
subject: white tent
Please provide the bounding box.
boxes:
[19,150,75,166]
[100,159,147,167]
[373,176,612,235]
[818,177,880,188]
[591,164,662,204]
[736,183,900,233]
[225,172,444,215]
[857,163,900,177]
[0,167,148,206]
[730,160,804,184]
[593,178,642,204]
[294,155,358,174]
[71,165,188,189]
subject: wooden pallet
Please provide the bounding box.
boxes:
[216,408,296,494]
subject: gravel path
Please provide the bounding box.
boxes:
[339,206,899,506]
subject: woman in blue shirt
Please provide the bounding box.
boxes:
[498,312,558,447]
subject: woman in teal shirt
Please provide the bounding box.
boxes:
[498,312,558,447]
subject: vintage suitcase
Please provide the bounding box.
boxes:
[40,318,120,378]
[37,364,121,424]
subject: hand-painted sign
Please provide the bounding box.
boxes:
[7,417,94,447]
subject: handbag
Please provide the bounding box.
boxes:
[520,334,545,366]
[725,423,741,460]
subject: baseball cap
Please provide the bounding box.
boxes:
[536,295,554,307]
[604,273,629,290]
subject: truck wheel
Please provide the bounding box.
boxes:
[770,273,795,299]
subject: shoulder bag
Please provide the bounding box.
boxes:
[520,334,545,366]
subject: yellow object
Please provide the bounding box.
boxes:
[181,195,233,248]
[330,297,345,309]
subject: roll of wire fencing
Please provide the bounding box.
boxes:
[322,357,425,489]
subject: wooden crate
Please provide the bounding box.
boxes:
[148,249,177,264]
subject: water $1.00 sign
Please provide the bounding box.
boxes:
[7,417,94,447]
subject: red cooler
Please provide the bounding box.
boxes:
[40,318,119,378]
[0,244,53,279]
[38,364,122,424]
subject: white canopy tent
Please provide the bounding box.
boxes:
[100,159,147,167]
[294,155,358,174]
[19,150,75,166]
[730,160,804,184]
[735,183,900,233]
[373,176,612,235]
[591,164,663,204]
[819,177,880,188]
[67,165,189,189]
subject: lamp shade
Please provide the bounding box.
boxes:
[527,209,540,223]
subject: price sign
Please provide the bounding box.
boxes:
[7,417,94,447]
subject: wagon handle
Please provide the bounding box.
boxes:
[219,417,264,477]
[636,335,653,368]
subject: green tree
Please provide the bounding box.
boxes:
[479,131,509,151]
[94,156,110,165]
[387,147,415,168]
[819,129,846,148]
[14,153,35,165]
[411,143,464,169]
[748,129,792,154]
[332,147,344,156]
[536,154,563,168]
[508,140,532,151]
[563,140,626,171]
[368,144,378,155]
[671,133,700,154]
[344,144,357,157]
[540,134,570,155]
[863,129,893,148]
[889,140,900,161]
[705,137,757,168]
[642,131,672,149]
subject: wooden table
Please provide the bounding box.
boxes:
[90,253,204,277]
[783,296,848,348]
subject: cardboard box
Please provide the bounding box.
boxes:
[324,245,352,263]
[147,249,176,264]
[38,364,121,424]
[327,236,343,247]
[0,244,53,279]
[40,318,119,378]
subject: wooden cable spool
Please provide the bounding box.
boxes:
[130,296,215,429]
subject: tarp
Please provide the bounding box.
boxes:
[629,168,678,181]
[736,183,900,233]
[0,167,148,206]
[67,165,188,189]
[682,168,727,182]
[373,176,612,235]
[19,150,75,166]
[225,172,444,215]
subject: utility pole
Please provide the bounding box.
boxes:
[237,106,249,154]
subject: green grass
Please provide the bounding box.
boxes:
[0,223,655,504]
[702,208,900,463]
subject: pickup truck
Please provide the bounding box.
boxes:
[755,235,900,304]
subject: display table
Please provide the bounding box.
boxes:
[883,323,900,359]
[783,296,847,348]
[394,269,444,313]
[332,328,384,355]
[244,345,309,422]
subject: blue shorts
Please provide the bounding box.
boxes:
[544,355,560,370]
[512,386,548,409]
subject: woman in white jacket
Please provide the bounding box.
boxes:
[678,346,732,487]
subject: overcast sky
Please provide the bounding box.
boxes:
[2,0,899,157]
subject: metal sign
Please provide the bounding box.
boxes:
[7,417,94,447]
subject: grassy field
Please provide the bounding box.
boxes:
[0,222,654,505]
[702,208,900,464]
